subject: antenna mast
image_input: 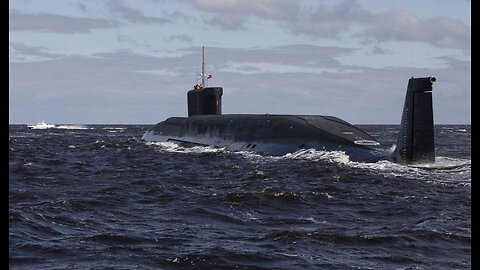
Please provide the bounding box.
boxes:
[201,46,206,86]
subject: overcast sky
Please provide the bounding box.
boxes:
[9,0,471,124]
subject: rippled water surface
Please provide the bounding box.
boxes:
[9,124,471,269]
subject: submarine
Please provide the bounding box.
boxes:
[143,48,437,164]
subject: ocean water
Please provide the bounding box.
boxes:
[9,124,471,269]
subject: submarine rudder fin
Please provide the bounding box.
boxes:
[394,76,436,164]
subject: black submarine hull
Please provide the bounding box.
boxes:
[142,114,391,162]
[143,76,436,164]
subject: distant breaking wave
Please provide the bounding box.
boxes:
[55,125,91,130]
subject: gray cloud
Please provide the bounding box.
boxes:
[183,0,470,51]
[168,11,194,23]
[368,46,389,55]
[166,34,193,43]
[181,45,352,69]
[365,10,470,50]
[291,1,470,51]
[116,33,151,48]
[9,10,116,33]
[207,14,247,31]
[9,53,184,124]
[184,0,299,30]
[290,0,371,38]
[107,0,171,24]
[77,3,89,13]
[9,46,470,124]
[187,0,299,20]
[9,42,63,60]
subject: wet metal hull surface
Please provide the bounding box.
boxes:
[142,114,391,162]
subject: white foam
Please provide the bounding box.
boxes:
[55,125,91,130]
[344,155,470,187]
[146,141,226,154]
[278,148,470,187]
[145,142,470,187]
[409,157,470,170]
[283,148,351,164]
[102,127,127,130]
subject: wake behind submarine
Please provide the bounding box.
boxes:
[143,48,436,165]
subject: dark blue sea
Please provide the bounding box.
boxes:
[9,124,471,269]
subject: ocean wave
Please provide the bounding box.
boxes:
[9,124,471,269]
[278,148,471,187]
[145,141,470,186]
[55,125,91,130]
[102,127,128,130]
[147,141,226,155]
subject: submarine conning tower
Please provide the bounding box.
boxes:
[187,87,223,116]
